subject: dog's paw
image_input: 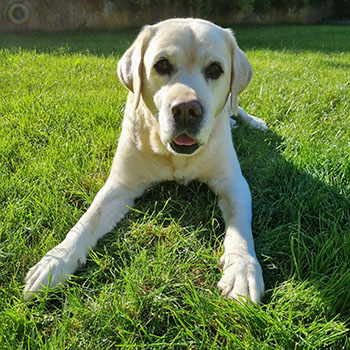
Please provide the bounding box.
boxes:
[218,253,264,304]
[246,115,268,131]
[236,107,268,131]
[23,246,83,300]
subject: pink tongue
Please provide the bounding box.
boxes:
[173,134,196,146]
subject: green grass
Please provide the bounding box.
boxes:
[1,25,349,348]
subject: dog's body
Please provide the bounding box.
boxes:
[24,18,265,303]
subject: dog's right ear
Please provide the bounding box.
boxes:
[225,29,253,116]
[117,26,154,109]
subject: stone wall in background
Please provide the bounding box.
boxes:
[1,0,333,32]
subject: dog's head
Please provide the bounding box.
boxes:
[118,18,252,155]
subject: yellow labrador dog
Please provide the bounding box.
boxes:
[24,18,266,303]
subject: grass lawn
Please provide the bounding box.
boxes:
[0,25,349,348]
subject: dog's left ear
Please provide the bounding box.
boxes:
[226,29,253,116]
[117,25,154,109]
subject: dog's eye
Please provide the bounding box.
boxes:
[204,62,223,80]
[154,58,173,75]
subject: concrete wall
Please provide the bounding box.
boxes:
[1,0,332,32]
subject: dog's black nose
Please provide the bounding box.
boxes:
[171,100,203,126]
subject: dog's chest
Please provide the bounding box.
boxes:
[169,156,197,183]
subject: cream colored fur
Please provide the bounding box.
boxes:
[24,18,266,303]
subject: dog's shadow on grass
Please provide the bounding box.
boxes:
[67,122,349,321]
[233,124,349,319]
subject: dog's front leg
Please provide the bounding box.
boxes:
[24,180,146,300]
[210,172,264,304]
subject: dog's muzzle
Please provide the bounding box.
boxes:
[169,100,203,155]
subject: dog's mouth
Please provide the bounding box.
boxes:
[170,133,199,154]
